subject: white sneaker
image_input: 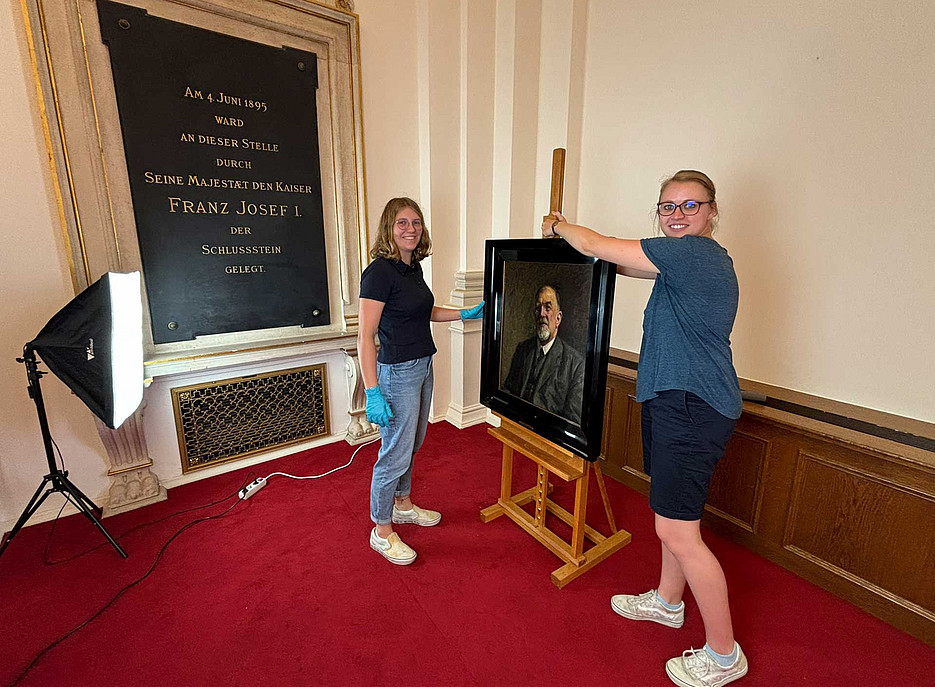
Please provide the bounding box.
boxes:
[665,645,748,687]
[369,528,417,565]
[610,589,684,628]
[392,504,441,527]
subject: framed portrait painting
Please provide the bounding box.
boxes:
[480,238,616,460]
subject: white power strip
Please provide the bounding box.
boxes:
[238,477,267,500]
[235,436,379,502]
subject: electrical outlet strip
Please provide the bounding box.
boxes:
[238,477,267,500]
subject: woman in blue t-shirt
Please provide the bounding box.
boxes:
[543,171,748,687]
[358,197,483,566]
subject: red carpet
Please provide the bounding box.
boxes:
[1,422,932,686]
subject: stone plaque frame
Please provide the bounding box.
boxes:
[23,0,368,360]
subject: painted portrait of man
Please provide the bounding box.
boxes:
[495,254,592,425]
[502,284,585,424]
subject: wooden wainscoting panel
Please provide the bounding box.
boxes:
[600,366,935,645]
[784,449,935,613]
[624,391,645,476]
[706,430,769,532]
[600,373,649,493]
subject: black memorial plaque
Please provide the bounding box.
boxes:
[98,1,330,343]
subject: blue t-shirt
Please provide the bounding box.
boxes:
[637,235,742,419]
[359,256,436,364]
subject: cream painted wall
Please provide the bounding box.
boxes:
[576,0,935,422]
[0,0,112,525]
[357,0,421,225]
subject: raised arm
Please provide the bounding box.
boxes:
[543,212,659,278]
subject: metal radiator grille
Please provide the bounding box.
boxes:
[172,364,329,472]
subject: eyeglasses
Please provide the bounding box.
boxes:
[656,200,713,216]
[395,218,423,229]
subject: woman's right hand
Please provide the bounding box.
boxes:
[365,385,393,427]
[542,211,567,237]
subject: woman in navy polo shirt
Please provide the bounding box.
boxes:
[543,171,747,687]
[358,197,483,566]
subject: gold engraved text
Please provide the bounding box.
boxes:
[144,171,185,185]
[216,158,252,169]
[188,175,250,190]
[202,245,282,255]
[214,115,244,127]
[168,197,229,214]
[235,201,292,216]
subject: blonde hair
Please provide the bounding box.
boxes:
[658,170,719,234]
[370,197,432,262]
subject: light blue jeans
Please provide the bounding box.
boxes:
[370,355,434,525]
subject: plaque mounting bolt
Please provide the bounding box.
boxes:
[167,321,178,330]
[297,61,306,71]
[118,18,131,30]
[312,309,321,317]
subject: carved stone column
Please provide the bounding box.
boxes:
[447,270,487,428]
[343,347,380,445]
[97,404,166,516]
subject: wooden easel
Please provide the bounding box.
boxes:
[480,149,631,587]
[480,415,631,587]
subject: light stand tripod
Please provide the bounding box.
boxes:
[0,346,127,560]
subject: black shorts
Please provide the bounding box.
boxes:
[641,390,736,521]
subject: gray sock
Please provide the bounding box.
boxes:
[703,643,738,668]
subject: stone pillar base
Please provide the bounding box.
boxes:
[104,485,168,517]
[344,347,380,446]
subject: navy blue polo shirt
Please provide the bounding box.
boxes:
[359,256,437,364]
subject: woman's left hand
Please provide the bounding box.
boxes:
[542,211,567,237]
[460,300,485,320]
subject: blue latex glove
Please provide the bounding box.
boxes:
[460,300,485,320]
[365,385,393,427]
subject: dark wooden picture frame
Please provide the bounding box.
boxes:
[480,238,616,460]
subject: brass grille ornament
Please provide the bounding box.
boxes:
[172,364,329,472]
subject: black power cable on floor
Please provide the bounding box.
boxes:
[41,475,254,566]
[7,489,247,687]
[7,438,381,687]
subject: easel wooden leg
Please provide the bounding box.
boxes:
[570,465,588,558]
[480,443,514,522]
[500,444,514,502]
[593,462,617,534]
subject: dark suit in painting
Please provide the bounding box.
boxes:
[502,336,585,424]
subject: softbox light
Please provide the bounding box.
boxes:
[0,271,143,561]
[29,271,144,429]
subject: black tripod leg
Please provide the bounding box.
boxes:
[60,475,104,516]
[0,477,54,558]
[59,477,128,559]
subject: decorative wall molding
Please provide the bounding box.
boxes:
[445,401,488,429]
